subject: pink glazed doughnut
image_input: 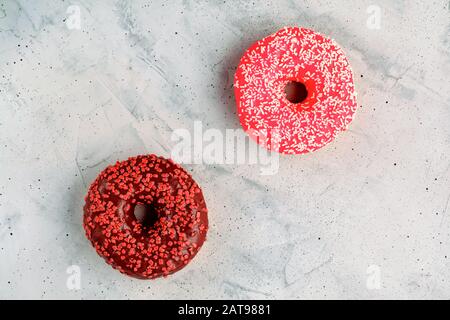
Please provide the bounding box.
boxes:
[234,26,357,154]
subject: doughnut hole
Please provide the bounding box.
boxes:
[285,80,308,104]
[133,203,159,230]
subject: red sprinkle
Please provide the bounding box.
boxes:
[83,154,208,279]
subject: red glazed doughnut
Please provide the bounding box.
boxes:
[234,26,357,154]
[83,154,208,279]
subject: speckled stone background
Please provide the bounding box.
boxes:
[0,0,449,299]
